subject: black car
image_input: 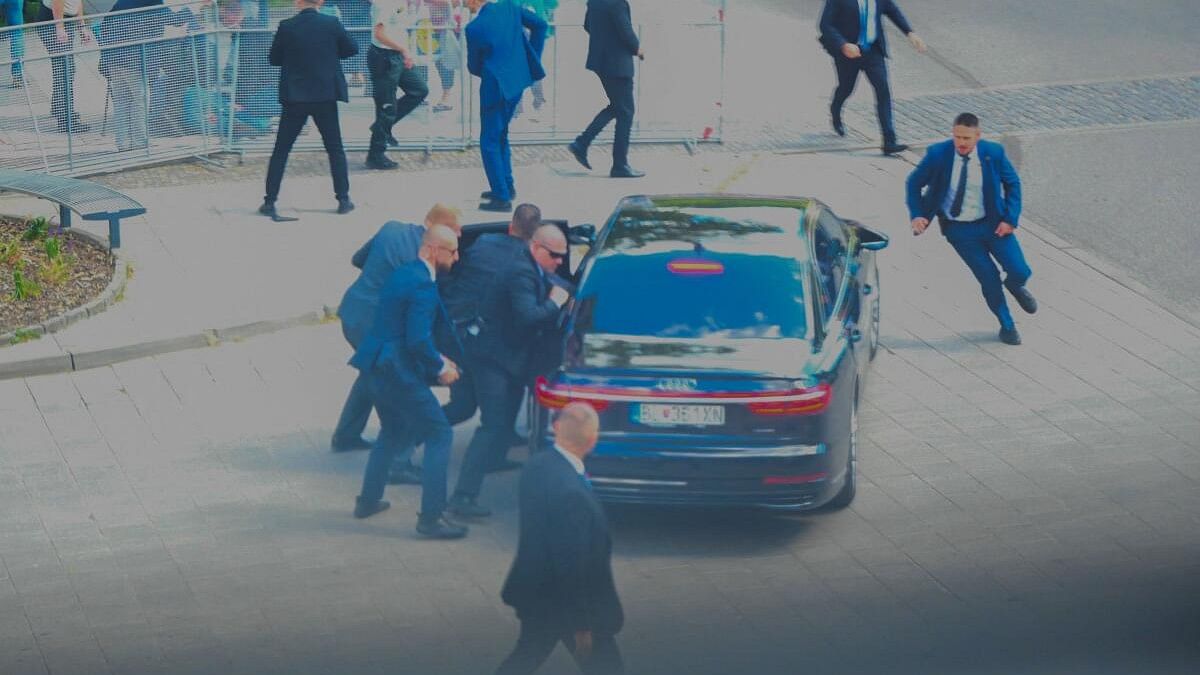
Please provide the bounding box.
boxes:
[527,195,889,510]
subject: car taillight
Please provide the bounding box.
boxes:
[534,376,611,412]
[747,383,832,416]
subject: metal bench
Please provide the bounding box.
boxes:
[0,168,146,249]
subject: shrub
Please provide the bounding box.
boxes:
[40,256,72,286]
[44,236,62,261]
[21,216,50,242]
[0,235,21,267]
[10,265,42,300]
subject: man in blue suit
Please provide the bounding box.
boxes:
[907,113,1037,346]
[819,0,926,155]
[331,203,461,459]
[465,0,547,212]
[350,224,469,539]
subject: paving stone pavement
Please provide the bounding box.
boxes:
[1,149,1199,674]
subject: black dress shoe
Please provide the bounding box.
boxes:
[568,140,592,170]
[610,165,645,178]
[479,199,513,212]
[832,118,846,137]
[365,155,398,170]
[480,189,516,200]
[882,143,909,156]
[331,435,371,452]
[353,498,391,519]
[485,459,523,474]
[259,201,298,222]
[448,495,492,518]
[388,464,423,485]
[999,327,1022,346]
[337,199,355,215]
[1008,286,1038,314]
[417,515,468,539]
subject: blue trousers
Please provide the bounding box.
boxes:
[480,95,520,200]
[359,374,452,519]
[1,0,23,77]
[944,221,1032,330]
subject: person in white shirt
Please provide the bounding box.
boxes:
[365,0,429,169]
[36,0,94,132]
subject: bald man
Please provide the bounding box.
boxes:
[332,204,462,455]
[497,403,625,674]
[350,224,468,539]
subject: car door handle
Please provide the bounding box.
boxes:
[862,284,873,296]
[848,328,863,343]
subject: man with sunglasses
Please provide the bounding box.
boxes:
[447,223,570,519]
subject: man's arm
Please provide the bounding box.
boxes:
[350,235,374,270]
[521,6,548,59]
[508,265,561,332]
[905,147,938,220]
[465,24,485,77]
[268,23,285,66]
[337,20,358,59]
[546,490,599,632]
[883,0,926,51]
[612,0,639,55]
[817,0,848,51]
[374,19,413,67]
[405,283,450,383]
[995,147,1022,229]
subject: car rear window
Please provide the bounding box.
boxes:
[574,205,812,339]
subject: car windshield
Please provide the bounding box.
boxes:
[573,204,811,340]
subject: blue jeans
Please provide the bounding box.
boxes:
[359,374,452,519]
[944,220,1032,330]
[480,95,519,200]
[1,0,23,78]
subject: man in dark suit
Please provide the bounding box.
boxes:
[331,204,461,457]
[495,402,624,675]
[568,0,644,179]
[818,0,926,155]
[465,0,547,212]
[907,113,1036,346]
[350,225,468,539]
[260,0,358,220]
[447,223,569,518]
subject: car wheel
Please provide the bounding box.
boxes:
[828,389,858,509]
[868,269,881,361]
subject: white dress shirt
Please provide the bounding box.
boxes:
[943,151,986,223]
[554,444,586,476]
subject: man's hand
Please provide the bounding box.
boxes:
[908,33,927,53]
[549,285,570,307]
[438,356,460,385]
[573,631,593,661]
[55,25,69,44]
[402,52,415,69]
[80,25,94,44]
[995,221,1015,237]
[636,47,645,61]
[911,217,930,236]
[841,43,862,59]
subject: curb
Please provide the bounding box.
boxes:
[0,227,129,347]
[0,306,336,381]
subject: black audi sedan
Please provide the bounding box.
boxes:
[528,195,889,510]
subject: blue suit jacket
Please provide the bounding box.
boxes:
[349,261,451,389]
[466,0,547,106]
[906,138,1023,231]
[818,0,913,58]
[338,222,425,347]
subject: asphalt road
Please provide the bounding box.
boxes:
[750,0,1200,324]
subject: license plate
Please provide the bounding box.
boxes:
[635,403,726,427]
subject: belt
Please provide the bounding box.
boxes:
[369,45,401,54]
[942,215,988,226]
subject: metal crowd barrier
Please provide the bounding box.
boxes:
[0,0,725,177]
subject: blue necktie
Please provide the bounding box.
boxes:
[859,0,870,50]
[950,154,970,218]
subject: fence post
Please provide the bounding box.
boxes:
[20,35,51,172]
[717,0,726,142]
[140,42,151,159]
[190,33,211,155]
[226,32,240,150]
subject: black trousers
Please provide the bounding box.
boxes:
[367,45,429,155]
[35,6,78,121]
[830,46,896,146]
[495,616,623,675]
[264,101,350,203]
[576,74,635,169]
[453,361,523,499]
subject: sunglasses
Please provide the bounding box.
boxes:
[538,243,567,260]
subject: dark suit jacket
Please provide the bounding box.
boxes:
[440,232,526,326]
[905,138,1023,231]
[348,261,451,389]
[501,450,624,634]
[268,7,358,104]
[474,247,561,379]
[338,222,425,347]
[466,0,547,106]
[818,0,913,58]
[584,0,639,78]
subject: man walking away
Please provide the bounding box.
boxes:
[906,113,1036,345]
[447,222,569,519]
[37,0,94,133]
[465,0,547,213]
[567,0,643,179]
[350,225,468,540]
[260,0,358,221]
[495,402,625,675]
[332,204,461,455]
[365,0,427,169]
[818,0,926,155]
[2,0,26,87]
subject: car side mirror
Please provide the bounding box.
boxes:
[849,220,889,251]
[568,223,597,247]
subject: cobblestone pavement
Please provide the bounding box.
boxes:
[1,152,1198,675]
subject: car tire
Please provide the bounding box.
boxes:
[828,388,858,509]
[868,269,881,362]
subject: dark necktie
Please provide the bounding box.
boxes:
[580,473,593,491]
[950,154,970,218]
